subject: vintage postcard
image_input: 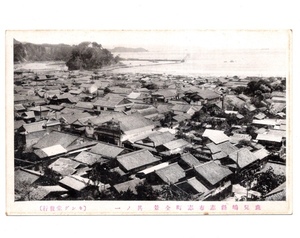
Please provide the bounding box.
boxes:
[6,30,292,215]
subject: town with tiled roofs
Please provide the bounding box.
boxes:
[13,41,287,202]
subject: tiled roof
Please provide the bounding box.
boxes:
[72,151,102,166]
[162,139,190,150]
[117,149,160,172]
[202,129,230,144]
[154,162,185,184]
[147,131,176,147]
[21,121,46,133]
[180,153,201,167]
[228,148,259,169]
[48,157,80,176]
[33,131,79,149]
[90,143,125,158]
[59,175,91,192]
[194,161,232,186]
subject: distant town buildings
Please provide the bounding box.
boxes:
[13,68,287,201]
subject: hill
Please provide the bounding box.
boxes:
[14,40,119,70]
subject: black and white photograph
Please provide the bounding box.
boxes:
[6,29,292,215]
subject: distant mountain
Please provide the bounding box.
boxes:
[110,47,148,53]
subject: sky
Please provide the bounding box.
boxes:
[9,30,291,51]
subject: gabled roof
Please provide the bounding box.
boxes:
[256,134,282,143]
[28,185,68,200]
[186,177,210,194]
[173,114,191,122]
[88,112,125,125]
[21,111,35,119]
[28,106,50,112]
[72,151,101,166]
[152,89,177,98]
[194,161,233,186]
[162,139,190,150]
[15,169,41,191]
[181,153,201,167]
[94,94,133,108]
[21,121,46,133]
[154,162,185,184]
[117,114,155,132]
[147,131,176,147]
[217,141,239,155]
[60,112,92,125]
[253,148,270,160]
[14,120,26,130]
[137,107,159,118]
[171,104,193,112]
[14,104,26,111]
[48,157,80,176]
[59,175,92,192]
[196,89,220,100]
[41,144,68,157]
[117,149,160,172]
[75,101,94,109]
[33,131,79,149]
[202,129,230,144]
[228,148,259,169]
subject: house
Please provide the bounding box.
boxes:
[16,121,48,151]
[20,111,36,123]
[174,177,210,200]
[202,129,230,145]
[27,185,68,201]
[48,157,81,177]
[15,169,44,201]
[27,106,50,119]
[33,131,82,150]
[206,141,239,160]
[256,134,282,146]
[89,142,127,159]
[136,107,160,120]
[58,175,98,195]
[80,83,98,94]
[136,162,170,178]
[188,89,220,104]
[94,114,155,146]
[194,161,233,190]
[179,152,202,169]
[93,93,134,112]
[132,131,176,152]
[127,91,152,104]
[75,102,94,112]
[171,104,200,116]
[72,151,102,166]
[116,149,161,173]
[151,89,178,103]
[34,144,68,160]
[157,139,191,155]
[225,148,260,172]
[151,162,186,185]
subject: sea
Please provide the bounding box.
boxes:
[112,48,289,78]
[15,48,289,78]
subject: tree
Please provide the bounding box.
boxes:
[135,182,159,200]
[66,42,119,70]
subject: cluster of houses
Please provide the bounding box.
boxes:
[14,68,287,201]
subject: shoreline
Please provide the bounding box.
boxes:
[14,60,287,79]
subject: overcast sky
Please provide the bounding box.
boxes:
[10,30,291,51]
